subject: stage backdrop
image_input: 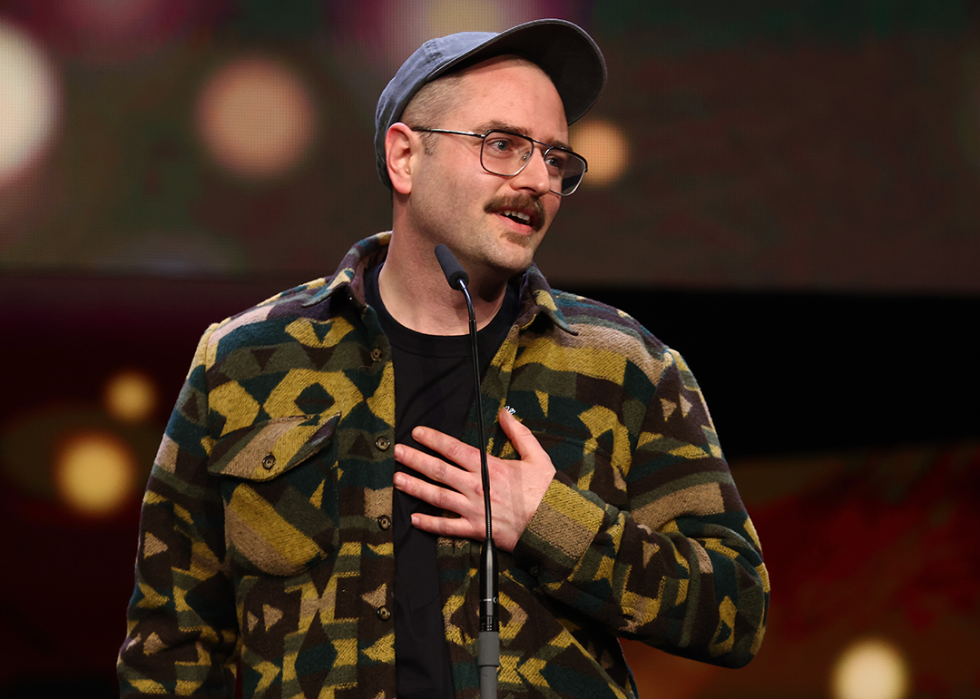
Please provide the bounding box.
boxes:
[1,0,979,293]
[1,2,978,698]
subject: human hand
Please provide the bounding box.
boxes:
[392,407,556,552]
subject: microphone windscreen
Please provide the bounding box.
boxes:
[434,244,469,290]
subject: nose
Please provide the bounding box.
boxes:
[510,145,552,196]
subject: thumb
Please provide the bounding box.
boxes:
[498,407,549,463]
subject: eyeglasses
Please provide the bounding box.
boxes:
[409,127,588,196]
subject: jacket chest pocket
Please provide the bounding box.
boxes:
[207,412,341,577]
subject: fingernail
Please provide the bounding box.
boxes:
[504,405,516,416]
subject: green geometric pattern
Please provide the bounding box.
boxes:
[118,233,768,698]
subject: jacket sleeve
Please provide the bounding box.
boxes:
[117,325,239,697]
[513,346,769,668]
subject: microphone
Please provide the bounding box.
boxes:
[434,243,469,290]
[434,244,499,698]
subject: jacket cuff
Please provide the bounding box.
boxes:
[514,471,606,580]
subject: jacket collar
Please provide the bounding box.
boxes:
[302,232,576,335]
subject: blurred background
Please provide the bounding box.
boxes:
[1,1,978,698]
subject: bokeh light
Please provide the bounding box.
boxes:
[56,0,174,39]
[1,406,159,509]
[196,56,317,179]
[54,431,137,517]
[47,0,196,64]
[0,19,60,189]
[104,370,158,423]
[570,118,630,188]
[360,0,554,74]
[832,637,910,699]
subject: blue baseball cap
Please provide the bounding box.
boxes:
[374,18,607,189]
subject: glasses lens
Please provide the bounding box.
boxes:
[481,132,532,176]
[554,153,586,195]
[480,131,587,196]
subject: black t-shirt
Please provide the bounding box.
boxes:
[364,264,518,699]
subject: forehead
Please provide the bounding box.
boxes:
[445,56,568,141]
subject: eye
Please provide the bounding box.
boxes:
[545,149,569,171]
[484,132,521,158]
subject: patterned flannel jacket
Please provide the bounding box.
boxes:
[118,232,769,699]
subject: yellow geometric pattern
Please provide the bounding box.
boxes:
[118,234,768,698]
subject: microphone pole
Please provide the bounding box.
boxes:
[434,244,499,698]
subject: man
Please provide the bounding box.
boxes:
[118,19,768,699]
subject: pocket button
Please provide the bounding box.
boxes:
[261,453,276,470]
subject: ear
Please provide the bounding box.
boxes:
[385,123,418,195]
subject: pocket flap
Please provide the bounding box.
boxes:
[207,412,340,481]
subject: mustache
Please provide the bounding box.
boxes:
[484,194,547,231]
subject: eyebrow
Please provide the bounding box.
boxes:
[475,120,573,152]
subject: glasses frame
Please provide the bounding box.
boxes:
[409,127,588,196]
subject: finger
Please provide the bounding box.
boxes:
[394,444,472,491]
[410,425,482,473]
[392,469,471,512]
[409,511,481,540]
[498,407,549,462]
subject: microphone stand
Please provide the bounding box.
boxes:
[434,244,499,698]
